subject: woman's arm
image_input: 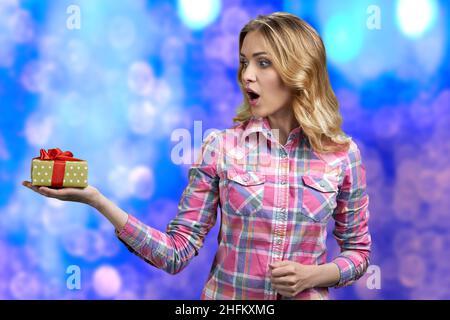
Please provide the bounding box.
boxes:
[90,192,128,232]
[331,141,371,288]
[312,262,340,287]
[269,260,340,297]
[23,131,223,275]
[22,181,128,232]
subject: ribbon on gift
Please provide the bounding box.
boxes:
[33,148,83,187]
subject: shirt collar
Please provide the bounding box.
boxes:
[240,116,302,145]
[240,116,271,144]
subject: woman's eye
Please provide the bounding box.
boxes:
[259,60,270,67]
[240,59,270,68]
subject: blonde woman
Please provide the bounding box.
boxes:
[23,12,371,300]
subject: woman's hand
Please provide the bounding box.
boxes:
[22,181,128,231]
[22,180,101,207]
[269,260,318,297]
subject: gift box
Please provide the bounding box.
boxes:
[31,148,88,188]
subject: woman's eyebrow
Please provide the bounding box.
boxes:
[239,51,268,58]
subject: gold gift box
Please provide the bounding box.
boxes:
[30,149,88,188]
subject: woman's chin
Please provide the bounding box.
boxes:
[251,110,260,118]
[251,110,268,119]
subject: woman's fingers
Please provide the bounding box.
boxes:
[22,180,32,188]
[271,275,295,286]
[22,181,63,199]
[22,180,98,205]
[38,186,60,197]
[22,181,43,194]
[273,287,293,297]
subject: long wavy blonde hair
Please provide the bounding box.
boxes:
[234,12,351,153]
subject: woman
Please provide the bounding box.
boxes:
[23,12,371,300]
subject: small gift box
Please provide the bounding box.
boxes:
[31,148,88,188]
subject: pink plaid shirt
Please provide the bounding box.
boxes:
[116,116,371,300]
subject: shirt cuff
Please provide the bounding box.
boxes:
[115,214,147,250]
[331,256,356,288]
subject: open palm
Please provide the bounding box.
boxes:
[22,180,100,206]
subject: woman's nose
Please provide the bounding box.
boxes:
[242,64,256,83]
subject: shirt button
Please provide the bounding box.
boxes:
[281,180,286,185]
[242,175,249,182]
[280,208,286,213]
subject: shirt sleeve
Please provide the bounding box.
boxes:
[331,141,371,288]
[115,131,222,275]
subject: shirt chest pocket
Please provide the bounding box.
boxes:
[301,175,339,222]
[225,168,265,215]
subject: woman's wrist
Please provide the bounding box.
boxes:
[311,263,340,288]
[88,192,129,231]
[87,190,104,209]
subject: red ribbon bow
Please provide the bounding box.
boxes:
[36,148,82,161]
[33,148,84,187]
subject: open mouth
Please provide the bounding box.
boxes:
[247,91,260,106]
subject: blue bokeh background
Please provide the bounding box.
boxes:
[1,0,449,299]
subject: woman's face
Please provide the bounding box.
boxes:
[240,31,293,119]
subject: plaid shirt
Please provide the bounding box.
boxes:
[116,116,371,300]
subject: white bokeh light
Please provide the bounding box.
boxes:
[398,253,426,288]
[396,0,438,38]
[20,60,56,93]
[127,100,158,135]
[24,114,54,146]
[153,80,173,105]
[62,229,104,261]
[128,165,155,199]
[108,165,131,199]
[127,61,156,96]
[0,1,34,67]
[220,6,249,36]
[107,164,155,199]
[108,16,136,49]
[64,40,90,74]
[9,271,41,299]
[93,265,122,298]
[177,0,221,30]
